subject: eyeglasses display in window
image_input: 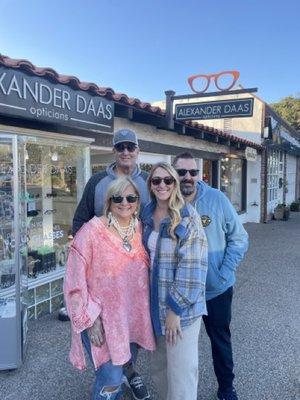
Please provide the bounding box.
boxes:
[25,141,86,280]
[220,158,243,212]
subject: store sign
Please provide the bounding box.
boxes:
[245,146,257,162]
[175,98,254,121]
[0,66,114,132]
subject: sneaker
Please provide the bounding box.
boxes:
[124,371,150,400]
[217,387,238,400]
[58,307,70,321]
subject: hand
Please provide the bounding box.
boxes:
[87,316,105,347]
[165,310,183,346]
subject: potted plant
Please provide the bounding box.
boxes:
[274,203,290,220]
[290,201,300,212]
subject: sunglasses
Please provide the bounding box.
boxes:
[114,142,137,153]
[176,169,199,177]
[151,176,175,186]
[111,194,139,203]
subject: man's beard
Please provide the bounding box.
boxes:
[180,180,196,197]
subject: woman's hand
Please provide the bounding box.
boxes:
[165,310,183,346]
[87,316,105,347]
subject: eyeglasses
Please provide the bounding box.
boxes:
[44,209,57,215]
[114,142,137,153]
[188,70,240,94]
[151,176,175,186]
[45,192,57,198]
[176,169,199,177]
[111,195,139,203]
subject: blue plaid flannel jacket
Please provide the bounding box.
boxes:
[141,201,208,336]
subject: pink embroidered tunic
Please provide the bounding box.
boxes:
[64,217,155,370]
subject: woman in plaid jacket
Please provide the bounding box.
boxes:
[141,162,208,400]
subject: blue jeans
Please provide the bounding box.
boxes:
[81,330,138,400]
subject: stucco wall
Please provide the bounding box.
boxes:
[286,154,297,204]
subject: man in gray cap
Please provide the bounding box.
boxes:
[72,128,149,236]
[60,128,150,400]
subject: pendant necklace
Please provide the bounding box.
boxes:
[109,213,136,252]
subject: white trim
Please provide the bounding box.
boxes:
[0,125,94,144]
[70,117,111,129]
[0,103,27,111]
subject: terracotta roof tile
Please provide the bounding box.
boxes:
[0,54,262,150]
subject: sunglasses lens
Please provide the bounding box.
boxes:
[126,143,136,152]
[190,169,199,177]
[127,195,139,203]
[164,177,175,185]
[111,195,123,203]
[151,178,162,185]
[176,169,187,177]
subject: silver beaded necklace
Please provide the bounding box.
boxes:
[108,212,136,252]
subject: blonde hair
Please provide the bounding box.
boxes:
[104,176,140,217]
[148,162,184,239]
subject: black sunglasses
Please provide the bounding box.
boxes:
[114,142,137,153]
[111,194,139,204]
[176,169,199,177]
[151,176,175,186]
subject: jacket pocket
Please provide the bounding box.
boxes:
[205,261,223,292]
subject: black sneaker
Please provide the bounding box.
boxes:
[58,307,70,321]
[125,371,150,400]
[217,387,238,400]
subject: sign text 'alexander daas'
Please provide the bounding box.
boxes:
[175,98,254,121]
[0,66,114,132]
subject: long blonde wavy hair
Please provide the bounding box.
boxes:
[148,162,185,239]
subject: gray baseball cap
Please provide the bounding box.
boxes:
[113,128,139,146]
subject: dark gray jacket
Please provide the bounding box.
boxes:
[72,162,149,236]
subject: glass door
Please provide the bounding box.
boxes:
[0,134,27,369]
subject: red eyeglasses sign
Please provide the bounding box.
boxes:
[188,70,240,94]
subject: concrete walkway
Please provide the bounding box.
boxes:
[1,213,299,400]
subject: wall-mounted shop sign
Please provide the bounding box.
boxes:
[0,66,114,133]
[175,98,254,121]
[245,146,257,162]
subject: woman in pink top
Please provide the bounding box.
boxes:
[64,176,155,400]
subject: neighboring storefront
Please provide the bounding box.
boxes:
[154,91,300,223]
[0,54,261,361]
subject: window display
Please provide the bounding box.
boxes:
[0,139,15,297]
[24,138,88,318]
[220,157,244,212]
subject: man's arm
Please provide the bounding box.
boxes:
[219,193,249,281]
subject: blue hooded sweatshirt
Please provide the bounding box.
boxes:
[192,181,248,300]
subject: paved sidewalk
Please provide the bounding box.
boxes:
[0,213,299,400]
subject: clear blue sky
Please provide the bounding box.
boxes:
[1,0,299,104]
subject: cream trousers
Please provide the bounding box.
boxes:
[151,318,201,400]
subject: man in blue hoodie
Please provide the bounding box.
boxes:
[173,152,248,400]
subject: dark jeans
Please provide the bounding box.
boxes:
[203,286,234,391]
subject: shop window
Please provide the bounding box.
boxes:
[220,158,246,212]
[202,160,212,186]
[267,150,281,202]
[24,139,87,317]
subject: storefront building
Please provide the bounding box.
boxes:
[154,91,300,223]
[0,55,262,368]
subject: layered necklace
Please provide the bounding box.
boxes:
[108,212,136,252]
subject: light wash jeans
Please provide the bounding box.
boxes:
[150,318,201,400]
[81,330,138,400]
